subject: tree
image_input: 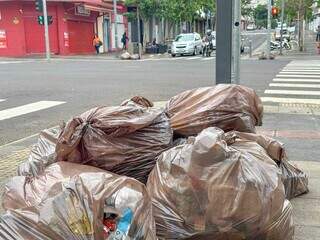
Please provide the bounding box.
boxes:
[254,4,268,28]
[241,0,253,19]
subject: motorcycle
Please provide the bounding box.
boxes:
[202,40,213,57]
[270,39,291,51]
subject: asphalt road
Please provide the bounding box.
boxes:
[0,57,289,145]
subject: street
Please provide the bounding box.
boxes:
[0,56,287,145]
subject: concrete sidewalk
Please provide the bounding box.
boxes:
[0,106,319,239]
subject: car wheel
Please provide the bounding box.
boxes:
[171,54,176,57]
[193,48,196,56]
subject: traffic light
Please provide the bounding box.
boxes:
[37,16,53,25]
[37,15,44,25]
[35,0,43,12]
[271,6,279,17]
[48,16,53,25]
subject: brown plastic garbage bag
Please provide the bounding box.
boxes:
[17,128,60,177]
[121,96,154,108]
[4,162,106,210]
[227,131,309,199]
[1,163,156,240]
[262,200,294,240]
[56,104,172,183]
[165,85,263,136]
[147,127,285,239]
[280,159,309,200]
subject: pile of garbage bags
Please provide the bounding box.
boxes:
[0,85,309,240]
[120,52,140,60]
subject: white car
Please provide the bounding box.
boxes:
[171,33,203,57]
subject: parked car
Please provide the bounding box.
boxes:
[171,33,203,57]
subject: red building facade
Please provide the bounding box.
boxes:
[0,0,127,56]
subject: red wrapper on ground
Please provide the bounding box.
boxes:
[147,127,286,239]
[1,162,156,240]
[165,85,263,136]
[55,103,173,183]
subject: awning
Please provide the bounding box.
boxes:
[82,3,111,13]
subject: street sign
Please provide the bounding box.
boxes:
[37,16,53,25]
[35,0,43,12]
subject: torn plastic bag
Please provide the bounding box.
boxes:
[17,128,60,177]
[56,104,173,183]
[4,162,106,210]
[165,85,263,137]
[147,127,285,239]
[226,131,309,199]
[1,164,156,240]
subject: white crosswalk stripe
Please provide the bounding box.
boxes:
[269,83,320,88]
[0,99,6,103]
[201,57,215,61]
[0,101,66,121]
[262,60,320,106]
[273,78,320,83]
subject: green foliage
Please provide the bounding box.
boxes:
[241,0,253,18]
[254,4,268,28]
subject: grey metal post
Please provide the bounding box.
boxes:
[137,7,142,59]
[233,0,241,84]
[267,0,271,59]
[249,40,252,58]
[42,0,50,61]
[216,0,233,84]
[113,0,118,49]
[279,0,285,55]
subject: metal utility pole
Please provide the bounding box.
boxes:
[113,0,118,49]
[279,0,285,55]
[137,7,142,59]
[216,0,233,84]
[42,0,50,60]
[267,0,272,59]
[233,0,241,84]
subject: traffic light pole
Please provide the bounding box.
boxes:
[113,0,118,49]
[216,0,233,84]
[267,0,271,59]
[233,0,241,84]
[279,0,285,55]
[42,0,50,60]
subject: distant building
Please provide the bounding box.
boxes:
[0,0,128,57]
[310,1,320,32]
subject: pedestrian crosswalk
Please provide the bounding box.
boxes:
[0,100,66,121]
[262,60,320,107]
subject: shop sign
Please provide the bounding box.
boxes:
[64,32,69,47]
[0,30,7,49]
[75,5,91,16]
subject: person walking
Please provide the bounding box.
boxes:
[317,25,320,42]
[93,34,102,54]
[121,32,129,50]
